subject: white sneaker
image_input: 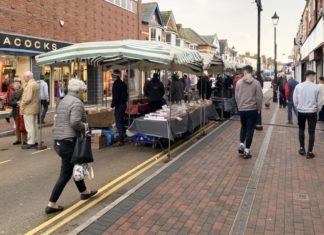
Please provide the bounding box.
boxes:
[243,149,252,159]
[238,143,245,154]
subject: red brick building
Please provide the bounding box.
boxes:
[0,0,142,105]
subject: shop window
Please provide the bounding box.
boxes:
[0,54,30,93]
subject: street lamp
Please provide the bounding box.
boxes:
[272,12,279,103]
[255,0,263,131]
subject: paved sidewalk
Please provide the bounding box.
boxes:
[76,93,324,235]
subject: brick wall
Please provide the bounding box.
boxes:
[0,0,141,43]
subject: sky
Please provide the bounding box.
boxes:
[143,0,305,62]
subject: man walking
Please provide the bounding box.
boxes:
[285,75,298,124]
[39,74,49,124]
[293,70,322,159]
[20,71,40,149]
[111,70,128,147]
[235,65,263,159]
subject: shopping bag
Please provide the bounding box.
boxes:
[224,98,234,112]
[16,115,26,133]
[70,136,94,165]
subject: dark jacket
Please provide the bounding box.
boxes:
[277,77,287,91]
[170,79,184,103]
[145,78,165,102]
[197,77,212,99]
[285,79,298,102]
[111,79,128,108]
[8,89,23,119]
[53,92,86,140]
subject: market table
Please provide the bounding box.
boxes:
[127,114,189,142]
[128,105,218,141]
[187,105,219,133]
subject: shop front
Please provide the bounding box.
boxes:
[300,16,324,82]
[0,32,71,106]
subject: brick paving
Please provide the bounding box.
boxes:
[78,92,324,235]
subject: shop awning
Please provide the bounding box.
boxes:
[35,40,203,73]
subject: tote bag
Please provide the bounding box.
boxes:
[70,136,94,165]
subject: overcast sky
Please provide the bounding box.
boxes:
[143,0,305,61]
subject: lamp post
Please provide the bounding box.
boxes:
[255,0,263,131]
[272,12,279,103]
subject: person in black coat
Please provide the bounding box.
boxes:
[197,76,212,100]
[144,73,165,112]
[111,70,128,146]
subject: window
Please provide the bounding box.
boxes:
[104,0,137,14]
[166,33,172,44]
[121,0,126,8]
[150,28,157,41]
[176,39,181,47]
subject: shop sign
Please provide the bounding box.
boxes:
[301,17,324,60]
[0,33,70,53]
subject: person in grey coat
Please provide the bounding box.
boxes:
[46,78,97,214]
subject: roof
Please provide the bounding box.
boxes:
[219,39,228,55]
[201,35,216,46]
[178,27,208,46]
[160,11,172,25]
[141,2,164,26]
[161,11,178,33]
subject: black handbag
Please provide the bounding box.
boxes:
[70,136,94,165]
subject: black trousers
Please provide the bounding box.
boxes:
[49,139,87,203]
[40,100,49,121]
[279,89,286,108]
[115,104,126,143]
[319,105,324,121]
[298,112,317,152]
[240,110,258,149]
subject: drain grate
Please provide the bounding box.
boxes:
[293,193,309,201]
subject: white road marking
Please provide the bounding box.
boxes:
[0,160,11,165]
[32,148,52,155]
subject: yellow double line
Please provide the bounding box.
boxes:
[26,122,217,235]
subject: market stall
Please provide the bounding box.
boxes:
[36,40,205,157]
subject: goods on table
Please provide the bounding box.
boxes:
[143,100,213,121]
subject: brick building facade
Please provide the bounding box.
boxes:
[0,0,142,105]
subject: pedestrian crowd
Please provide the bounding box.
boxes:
[0,71,49,149]
[235,67,323,160]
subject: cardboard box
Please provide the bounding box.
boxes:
[87,110,115,128]
[91,135,107,150]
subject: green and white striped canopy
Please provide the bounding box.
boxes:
[35,40,203,73]
[200,53,224,72]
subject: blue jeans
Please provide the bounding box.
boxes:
[115,104,126,143]
[287,101,297,123]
